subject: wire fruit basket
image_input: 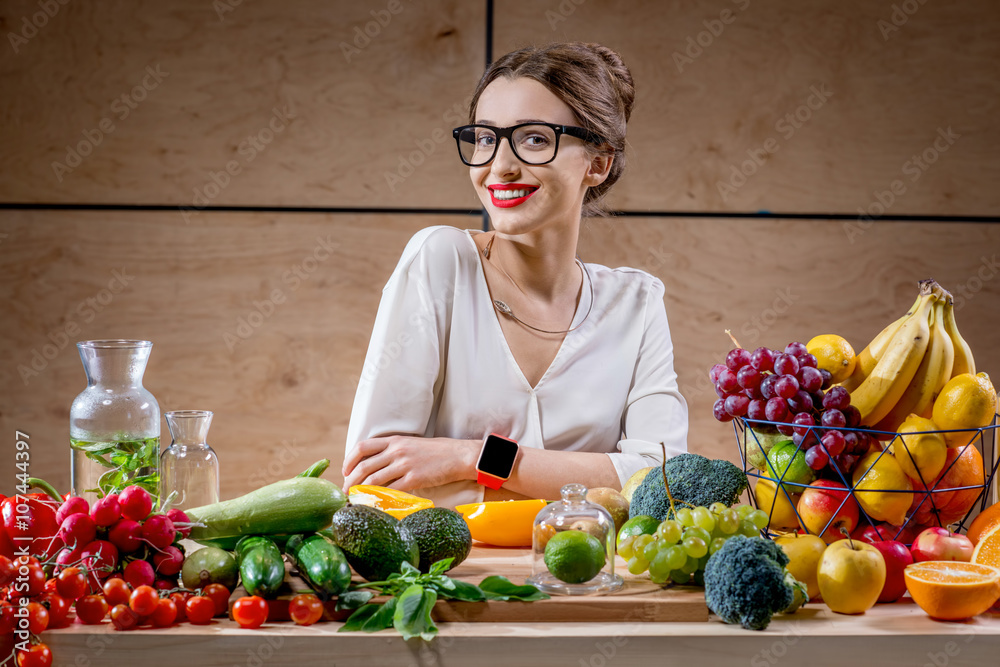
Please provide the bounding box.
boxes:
[734,415,1000,545]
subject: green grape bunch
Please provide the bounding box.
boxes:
[617,502,769,585]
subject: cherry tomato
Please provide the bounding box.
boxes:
[185,596,215,625]
[74,595,109,624]
[202,583,230,616]
[102,577,131,607]
[0,604,15,634]
[25,602,48,634]
[41,593,71,629]
[151,598,177,628]
[43,578,58,594]
[129,585,159,616]
[56,567,88,601]
[168,592,189,622]
[288,594,323,626]
[24,563,47,597]
[16,643,53,667]
[110,603,139,631]
[0,555,15,586]
[232,596,268,629]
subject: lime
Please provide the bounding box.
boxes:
[765,441,816,492]
[617,515,659,552]
[544,530,606,584]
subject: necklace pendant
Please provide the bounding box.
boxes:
[493,299,512,316]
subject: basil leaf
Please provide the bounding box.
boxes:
[441,579,485,602]
[339,598,397,633]
[428,558,454,576]
[335,590,374,611]
[399,561,420,578]
[72,440,119,453]
[85,451,116,469]
[339,604,381,633]
[393,584,437,641]
[479,576,549,601]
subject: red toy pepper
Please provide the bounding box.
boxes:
[1,479,62,559]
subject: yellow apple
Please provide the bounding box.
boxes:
[775,533,826,600]
[817,538,886,614]
[754,478,801,531]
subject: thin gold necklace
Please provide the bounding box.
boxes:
[482,234,594,335]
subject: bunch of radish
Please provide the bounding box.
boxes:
[54,485,190,592]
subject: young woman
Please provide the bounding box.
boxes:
[343,42,688,508]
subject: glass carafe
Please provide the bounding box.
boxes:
[70,340,160,503]
[160,410,220,510]
[527,483,623,595]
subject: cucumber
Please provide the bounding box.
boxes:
[235,535,286,599]
[285,533,352,598]
[186,475,347,543]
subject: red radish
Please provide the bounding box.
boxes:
[166,509,192,538]
[79,540,119,591]
[59,513,97,548]
[56,496,90,525]
[91,495,122,527]
[154,578,175,591]
[123,559,156,589]
[108,519,143,554]
[152,546,184,576]
[119,486,153,522]
[140,514,176,550]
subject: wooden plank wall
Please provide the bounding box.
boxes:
[1,0,997,498]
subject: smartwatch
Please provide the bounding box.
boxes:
[476,433,519,490]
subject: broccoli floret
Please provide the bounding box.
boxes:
[628,453,748,521]
[703,535,797,631]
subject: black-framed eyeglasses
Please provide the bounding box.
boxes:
[452,122,604,167]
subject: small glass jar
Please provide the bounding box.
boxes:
[160,410,220,510]
[70,340,160,504]
[527,483,623,595]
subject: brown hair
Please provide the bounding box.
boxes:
[468,42,635,217]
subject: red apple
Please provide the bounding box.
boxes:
[909,527,974,562]
[798,480,860,544]
[870,540,914,602]
[852,522,920,545]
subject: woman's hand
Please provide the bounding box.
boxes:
[342,436,480,492]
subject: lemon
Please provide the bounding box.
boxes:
[807,334,857,384]
[544,529,606,584]
[890,414,947,482]
[754,478,801,531]
[852,450,913,524]
[932,373,997,447]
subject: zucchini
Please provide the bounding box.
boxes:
[186,475,347,543]
[235,535,285,598]
[285,533,352,598]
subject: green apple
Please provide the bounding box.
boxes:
[817,538,886,614]
[775,533,826,600]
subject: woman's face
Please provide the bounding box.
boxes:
[470,77,610,237]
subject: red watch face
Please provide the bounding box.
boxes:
[478,434,518,478]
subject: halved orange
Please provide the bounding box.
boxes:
[904,561,1000,620]
[972,524,1000,569]
[967,502,1000,546]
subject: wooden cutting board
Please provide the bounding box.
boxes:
[231,544,708,623]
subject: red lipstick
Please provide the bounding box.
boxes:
[488,183,539,208]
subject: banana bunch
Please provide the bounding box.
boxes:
[840,279,976,431]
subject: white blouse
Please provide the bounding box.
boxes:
[345,225,688,508]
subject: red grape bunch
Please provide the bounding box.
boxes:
[710,341,873,476]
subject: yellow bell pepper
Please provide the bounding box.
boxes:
[347,485,434,519]
[454,499,548,547]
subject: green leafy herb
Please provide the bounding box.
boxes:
[71,437,160,498]
[338,558,548,640]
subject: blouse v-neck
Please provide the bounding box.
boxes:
[464,229,592,392]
